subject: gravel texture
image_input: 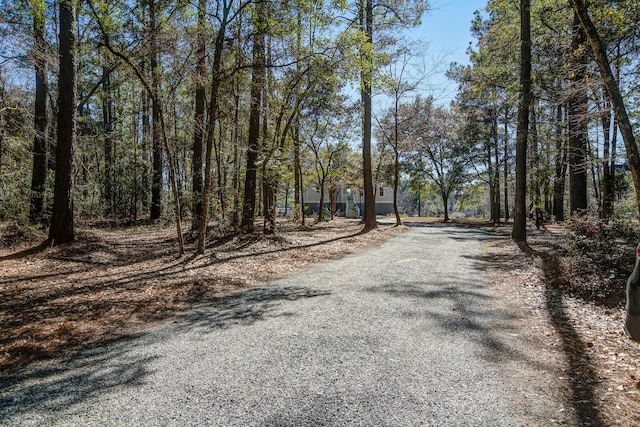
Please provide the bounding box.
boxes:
[1,226,566,426]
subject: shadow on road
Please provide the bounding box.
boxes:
[365,279,550,372]
[0,335,157,421]
[0,285,329,421]
[540,255,604,426]
[403,223,498,245]
[467,234,604,426]
[181,285,331,332]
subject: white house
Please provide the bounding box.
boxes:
[303,184,395,217]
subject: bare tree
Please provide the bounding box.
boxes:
[375,45,429,226]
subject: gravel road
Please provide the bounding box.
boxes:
[1,226,567,426]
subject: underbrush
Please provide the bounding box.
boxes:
[0,222,47,248]
[552,214,639,307]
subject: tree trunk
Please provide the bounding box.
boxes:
[191,0,206,231]
[102,59,114,217]
[569,0,640,219]
[158,106,185,254]
[232,72,241,227]
[317,180,325,222]
[568,12,588,215]
[360,0,376,231]
[393,102,402,226]
[393,158,401,225]
[589,140,600,205]
[231,22,242,228]
[241,0,266,233]
[141,77,151,213]
[197,1,230,253]
[293,121,302,222]
[530,104,541,208]
[486,139,497,222]
[329,186,336,220]
[263,175,276,232]
[602,44,621,220]
[553,103,567,221]
[492,113,501,222]
[30,5,48,226]
[442,192,449,222]
[215,124,226,219]
[293,6,303,225]
[49,0,76,244]
[0,89,4,174]
[299,168,306,226]
[488,167,496,222]
[512,0,531,243]
[150,0,162,220]
[601,104,615,219]
[503,110,509,222]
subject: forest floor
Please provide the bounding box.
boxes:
[476,220,640,426]
[1,216,639,425]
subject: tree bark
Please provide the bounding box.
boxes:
[150,0,162,220]
[553,103,567,221]
[0,88,4,175]
[30,4,48,226]
[102,57,114,217]
[601,103,615,219]
[601,45,621,220]
[392,100,402,226]
[486,139,497,223]
[293,121,302,222]
[232,72,241,227]
[49,0,76,244]
[503,110,509,222]
[191,0,206,231]
[317,182,325,223]
[568,12,588,215]
[241,0,266,233]
[512,0,531,243]
[442,192,449,222]
[569,0,640,218]
[141,75,150,213]
[360,0,377,231]
[530,104,541,208]
[492,112,501,222]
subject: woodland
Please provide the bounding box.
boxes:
[0,0,638,247]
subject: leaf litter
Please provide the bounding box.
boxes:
[0,218,405,372]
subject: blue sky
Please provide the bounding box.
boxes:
[412,0,487,104]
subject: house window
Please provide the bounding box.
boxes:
[379,187,384,197]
